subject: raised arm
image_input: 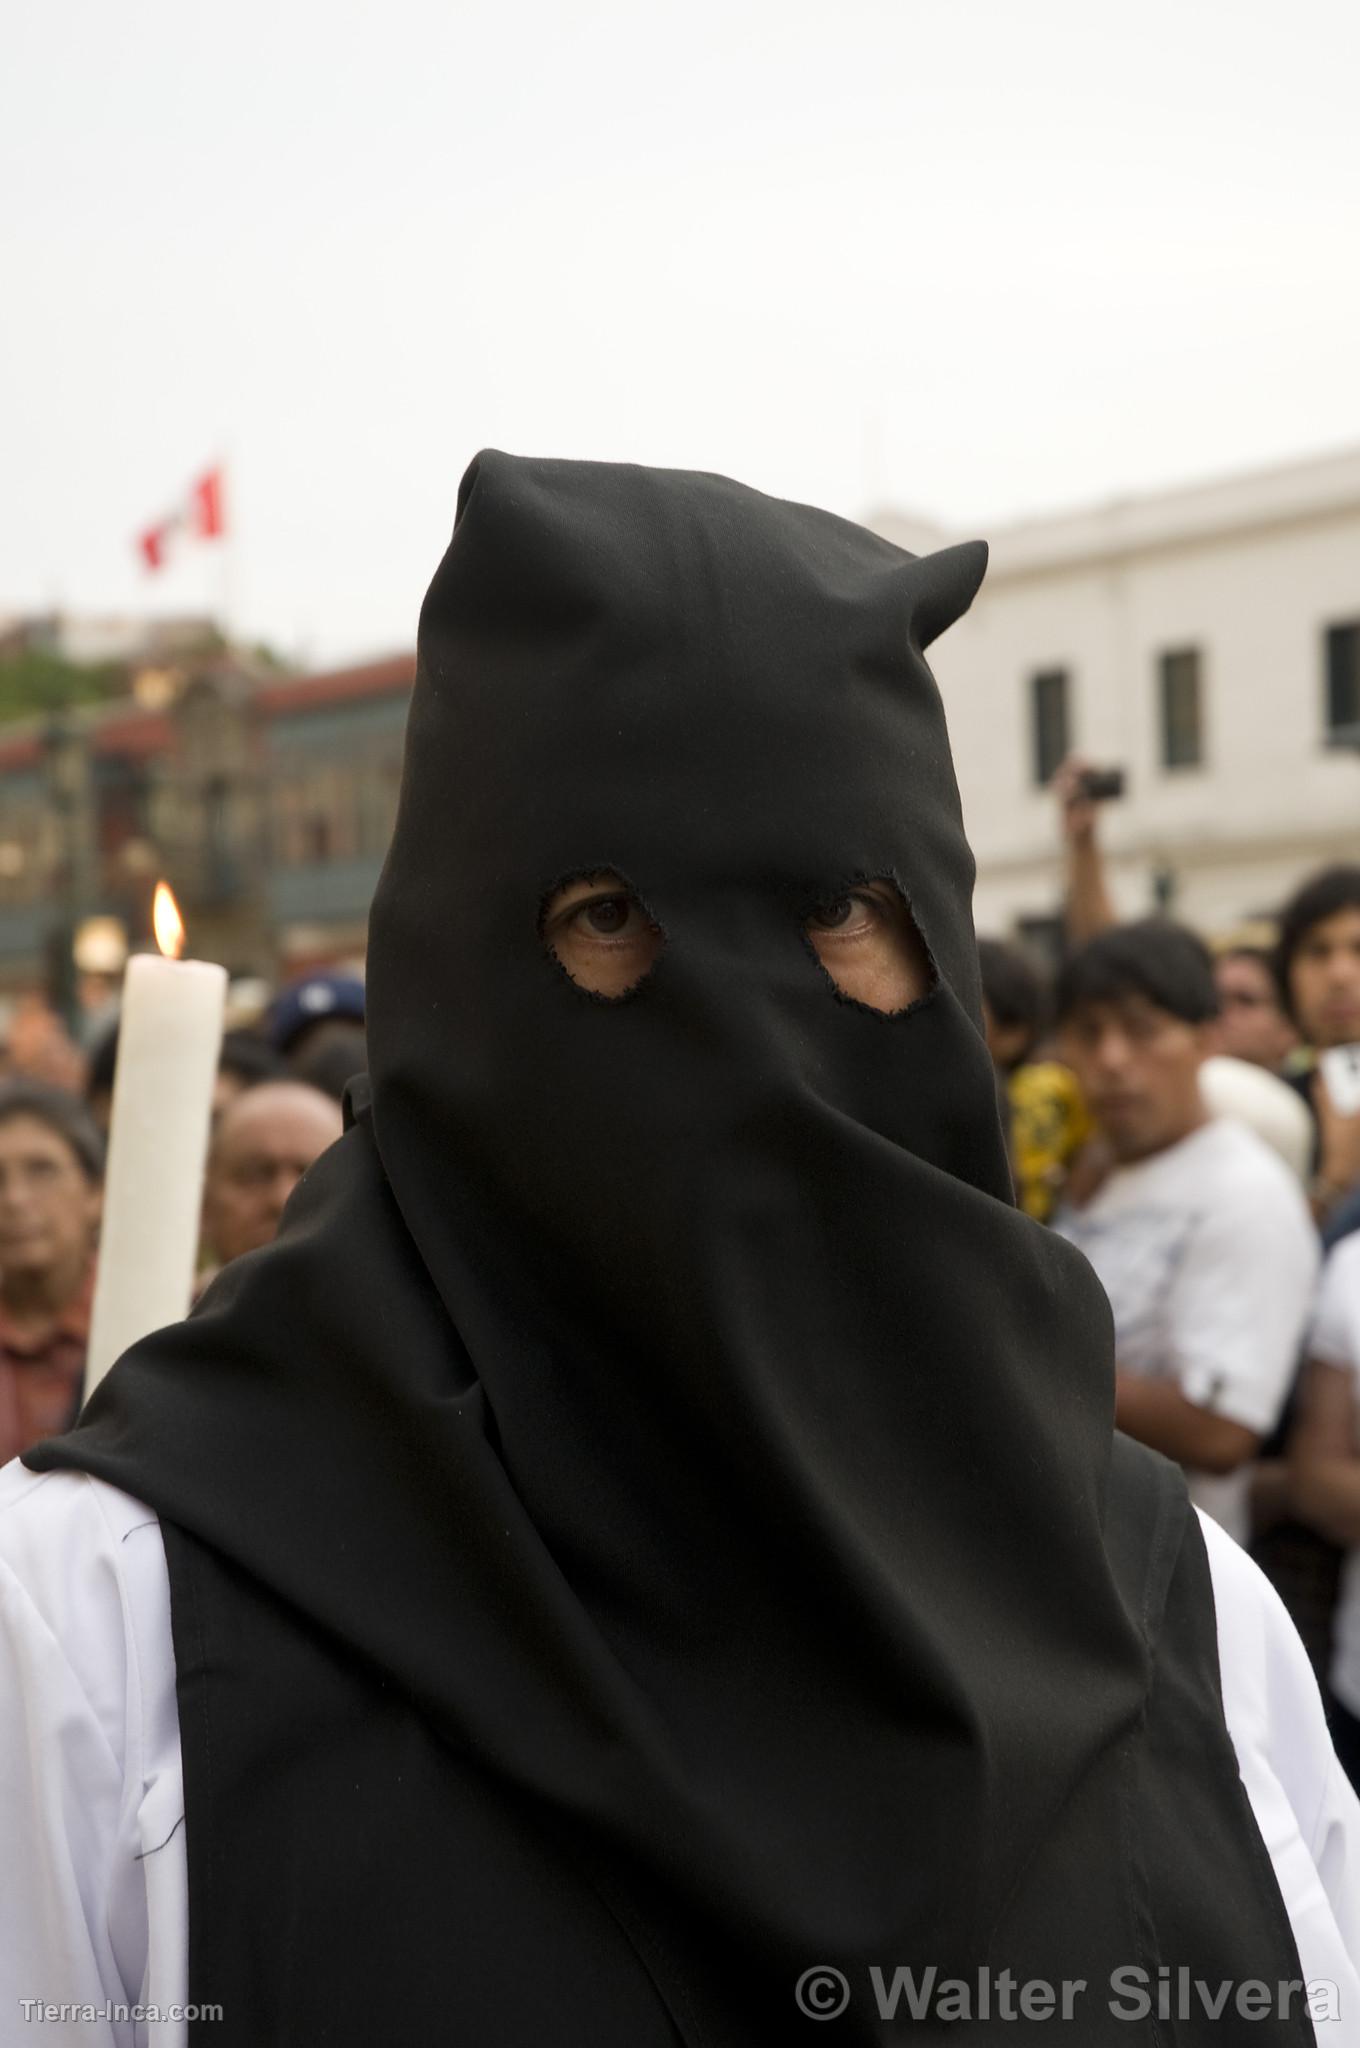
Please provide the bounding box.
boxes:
[1052,753,1118,946]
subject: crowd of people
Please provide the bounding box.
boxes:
[981,754,1360,1792]
[0,971,355,1468]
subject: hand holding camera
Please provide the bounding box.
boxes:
[1052,754,1125,847]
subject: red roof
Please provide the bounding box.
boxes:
[254,654,415,717]
[93,711,175,760]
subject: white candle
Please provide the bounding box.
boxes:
[84,892,227,1398]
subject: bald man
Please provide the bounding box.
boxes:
[201,1081,343,1271]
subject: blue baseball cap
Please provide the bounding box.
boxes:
[267,971,366,1053]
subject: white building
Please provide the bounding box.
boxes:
[871,445,1360,948]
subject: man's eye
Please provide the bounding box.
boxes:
[808,893,879,934]
[810,898,854,930]
[542,873,664,997]
[575,895,638,937]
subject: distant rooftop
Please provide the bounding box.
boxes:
[0,611,222,666]
[868,441,1360,581]
[254,653,415,716]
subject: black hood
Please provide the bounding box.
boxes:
[27,452,1307,2043]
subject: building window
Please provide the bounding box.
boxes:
[305,811,333,864]
[271,776,308,867]
[1159,647,1204,770]
[1030,668,1069,786]
[1326,622,1360,744]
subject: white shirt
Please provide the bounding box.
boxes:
[1055,1116,1319,1544]
[1306,1232,1360,1719]
[1200,1054,1315,1185]
[3,1461,1360,2046]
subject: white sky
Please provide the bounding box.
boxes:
[3,0,1357,665]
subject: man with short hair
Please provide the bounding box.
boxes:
[200,1080,343,1271]
[1214,944,1300,1073]
[1054,919,1317,1544]
[0,1081,104,1464]
[1252,871,1360,1665]
[1273,866,1360,1235]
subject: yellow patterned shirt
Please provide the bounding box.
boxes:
[1008,1061,1094,1224]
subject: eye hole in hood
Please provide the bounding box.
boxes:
[540,870,666,1000]
[803,877,936,1016]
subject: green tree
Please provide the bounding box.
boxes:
[0,649,125,726]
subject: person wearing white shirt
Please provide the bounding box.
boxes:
[1054,918,1319,1546]
[1284,1230,1360,1792]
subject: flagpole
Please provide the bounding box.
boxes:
[217,447,235,651]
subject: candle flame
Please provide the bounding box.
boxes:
[152,881,186,961]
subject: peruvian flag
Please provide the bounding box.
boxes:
[137,465,227,572]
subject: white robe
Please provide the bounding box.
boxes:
[2,1458,1360,2047]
